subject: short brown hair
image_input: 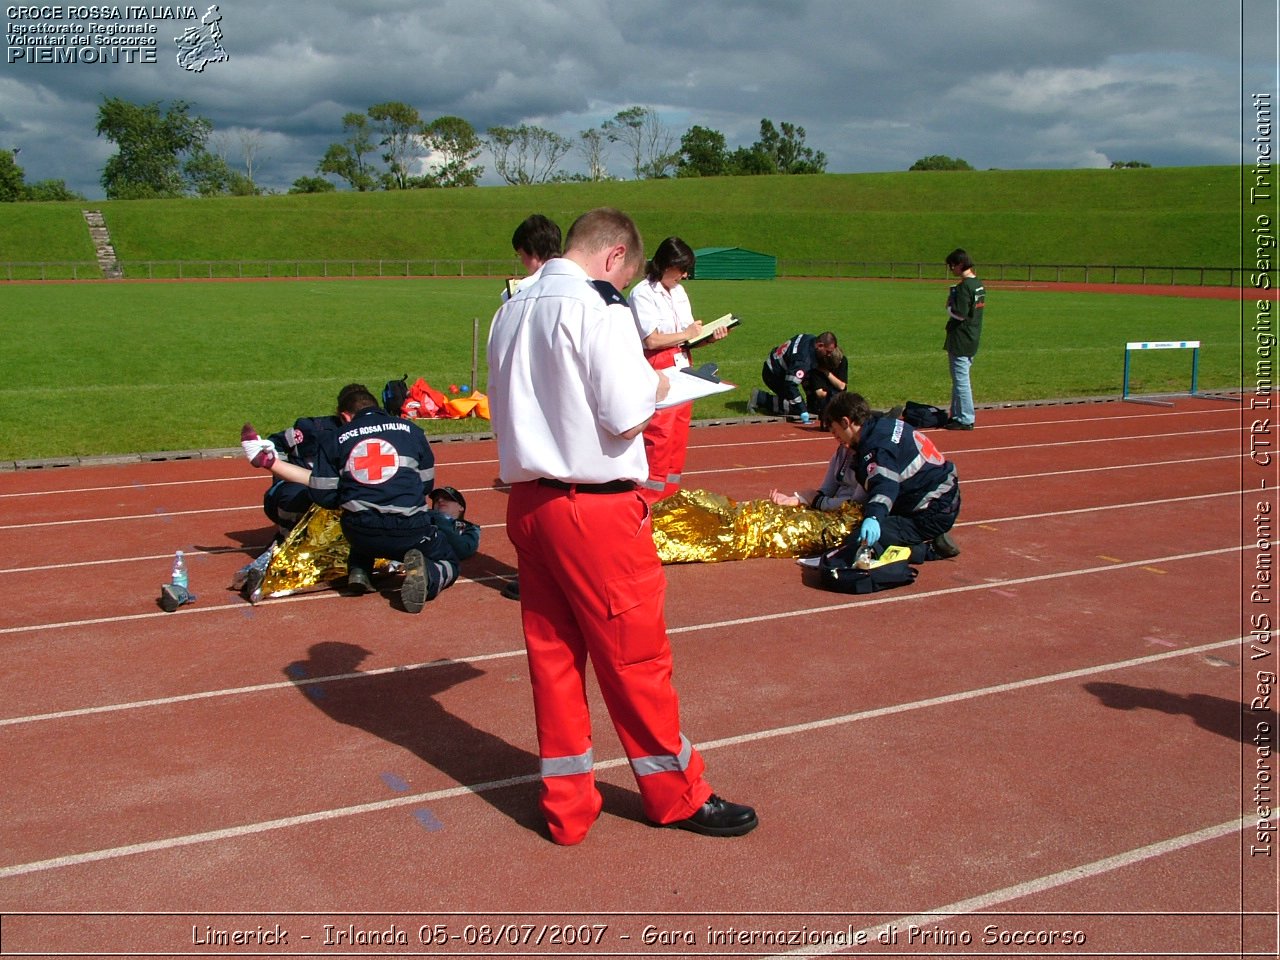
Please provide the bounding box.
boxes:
[565,208,644,274]
[825,391,872,425]
[336,383,378,415]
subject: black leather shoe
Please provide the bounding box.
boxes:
[932,532,961,559]
[501,577,520,600]
[346,566,373,595]
[943,419,974,430]
[664,794,758,837]
[400,550,427,613]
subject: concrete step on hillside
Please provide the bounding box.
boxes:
[82,209,123,279]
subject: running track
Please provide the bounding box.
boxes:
[0,399,1275,959]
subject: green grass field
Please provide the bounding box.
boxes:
[0,276,1238,461]
[0,166,1238,271]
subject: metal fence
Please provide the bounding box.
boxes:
[0,258,1244,286]
[778,261,1242,286]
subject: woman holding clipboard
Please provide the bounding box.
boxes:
[630,237,731,504]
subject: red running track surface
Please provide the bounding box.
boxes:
[0,399,1274,959]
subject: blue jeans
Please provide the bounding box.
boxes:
[948,352,975,425]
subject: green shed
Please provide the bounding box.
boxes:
[691,246,776,280]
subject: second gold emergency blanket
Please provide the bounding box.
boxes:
[651,488,862,564]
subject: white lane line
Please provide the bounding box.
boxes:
[952,490,1234,528]
[0,571,518,637]
[0,545,1255,720]
[0,474,261,499]
[764,816,1252,960]
[666,543,1251,634]
[0,529,1248,640]
[0,504,261,532]
[0,412,1237,502]
[687,452,1241,482]
[0,448,1242,542]
[0,635,1252,880]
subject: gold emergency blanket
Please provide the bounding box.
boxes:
[651,488,862,564]
[258,504,390,599]
[258,505,349,598]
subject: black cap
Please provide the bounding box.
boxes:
[430,486,466,511]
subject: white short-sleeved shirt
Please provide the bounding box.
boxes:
[629,278,695,369]
[487,258,659,484]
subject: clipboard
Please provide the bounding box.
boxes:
[684,313,741,346]
[656,367,736,409]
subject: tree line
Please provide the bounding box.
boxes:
[1,97,832,201]
[285,102,830,194]
[1,96,1155,202]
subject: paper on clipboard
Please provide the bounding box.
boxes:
[656,367,736,409]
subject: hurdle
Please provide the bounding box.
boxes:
[1121,340,1238,406]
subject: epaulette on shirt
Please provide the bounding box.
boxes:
[589,280,628,307]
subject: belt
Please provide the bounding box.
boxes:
[537,478,636,494]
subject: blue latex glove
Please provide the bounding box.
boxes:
[858,516,881,547]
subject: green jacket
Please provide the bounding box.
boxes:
[944,275,985,357]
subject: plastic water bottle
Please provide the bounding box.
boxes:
[171,550,188,590]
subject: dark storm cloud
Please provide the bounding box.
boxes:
[0,0,1254,198]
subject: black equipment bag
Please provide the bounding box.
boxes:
[816,541,919,594]
[901,401,950,429]
[382,374,410,418]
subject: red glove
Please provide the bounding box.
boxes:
[240,423,277,469]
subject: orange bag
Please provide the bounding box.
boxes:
[404,378,449,419]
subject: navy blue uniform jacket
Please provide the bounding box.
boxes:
[855,416,958,523]
[309,406,436,521]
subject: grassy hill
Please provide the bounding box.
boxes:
[0,166,1238,271]
[0,166,1243,460]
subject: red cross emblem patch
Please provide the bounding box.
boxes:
[347,438,399,484]
[916,432,946,465]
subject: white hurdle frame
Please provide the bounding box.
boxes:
[1121,340,1237,407]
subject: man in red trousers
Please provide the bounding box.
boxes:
[486,207,758,845]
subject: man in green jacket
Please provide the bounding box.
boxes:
[944,248,985,430]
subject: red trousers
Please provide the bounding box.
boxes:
[506,481,713,844]
[640,402,692,503]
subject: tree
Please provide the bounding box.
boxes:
[368,101,425,189]
[676,125,728,178]
[0,150,24,201]
[317,112,378,191]
[726,144,776,176]
[754,119,827,174]
[487,124,572,185]
[24,179,84,202]
[95,97,214,198]
[290,176,337,194]
[577,127,610,181]
[205,131,260,196]
[909,155,974,171]
[183,147,235,197]
[421,116,483,187]
[602,106,677,179]
[1110,160,1151,169]
[238,128,264,186]
[0,149,83,202]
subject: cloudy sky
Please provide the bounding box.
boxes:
[0,0,1271,198]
